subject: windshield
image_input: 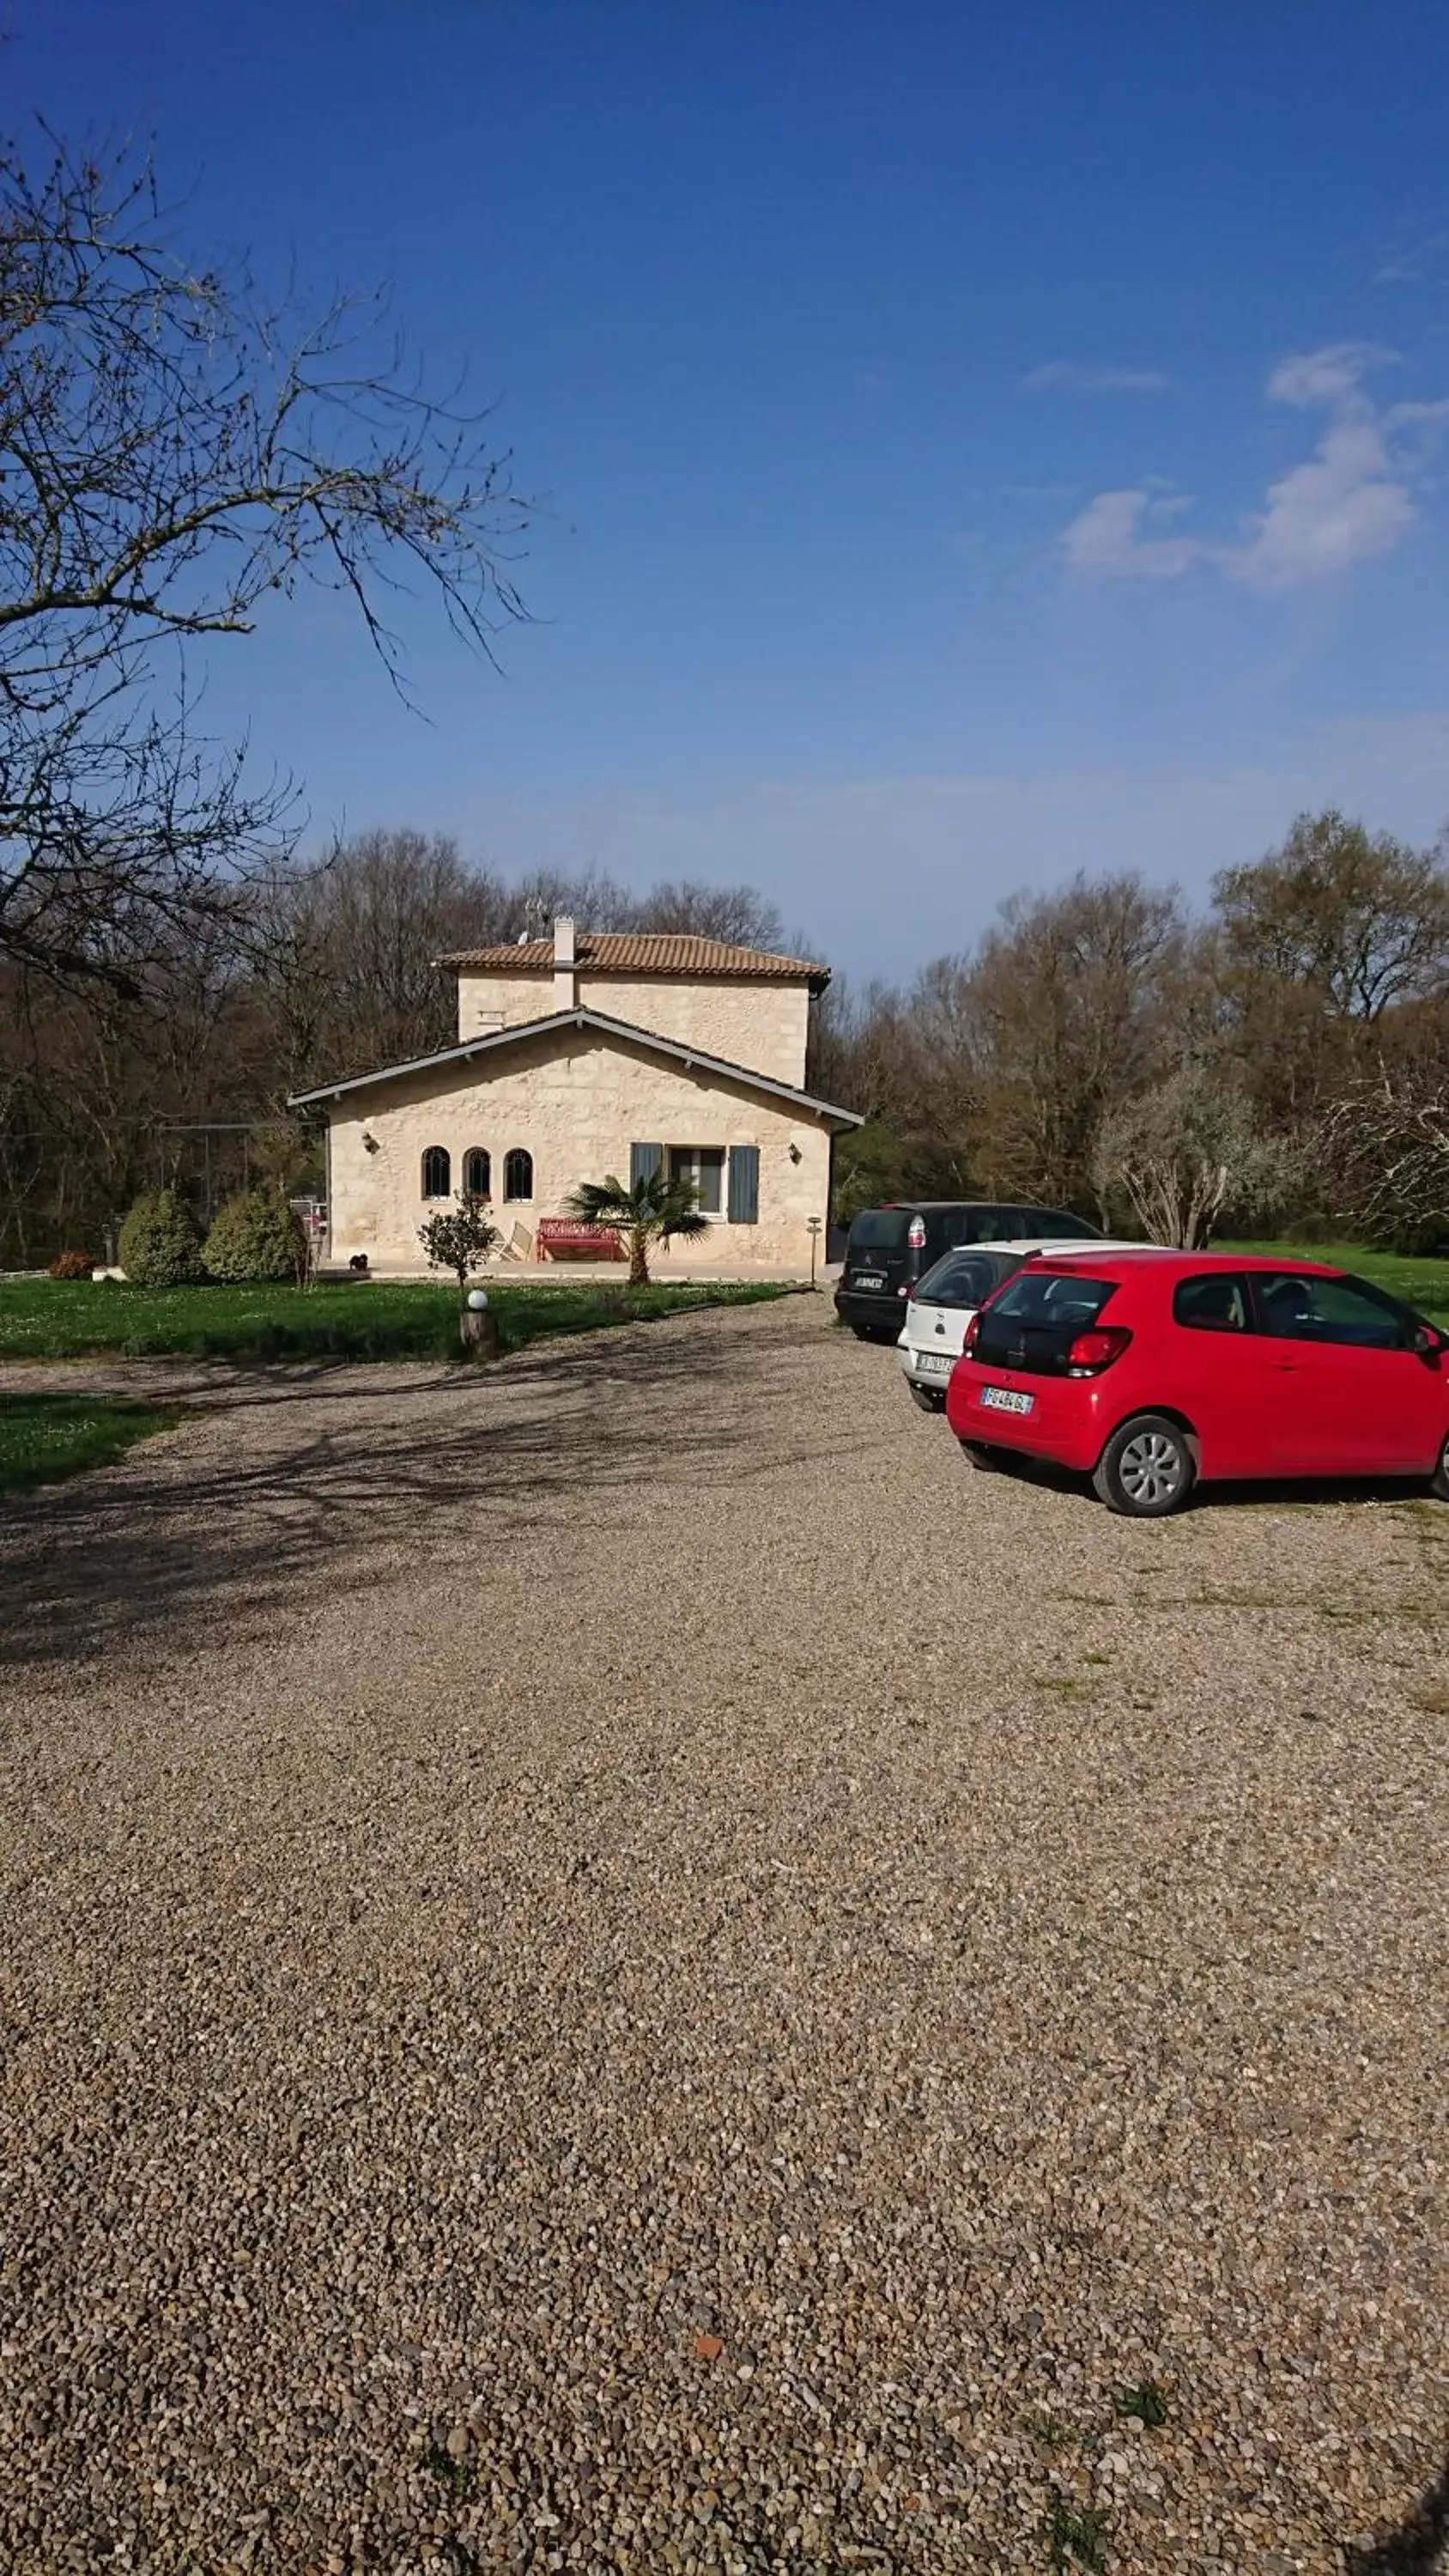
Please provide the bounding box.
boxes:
[846,1210,910,1251]
[916,1249,1015,1309]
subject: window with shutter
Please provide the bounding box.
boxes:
[727,1144,760,1224]
[630,1142,664,1188]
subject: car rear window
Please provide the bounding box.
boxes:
[1016,1209,1102,1240]
[986,1270,1119,1329]
[915,1249,1015,1309]
[846,1210,910,1251]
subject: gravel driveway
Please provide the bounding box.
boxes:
[2,1295,1446,2573]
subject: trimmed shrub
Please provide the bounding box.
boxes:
[48,1248,94,1280]
[203,1188,304,1285]
[117,1189,207,1288]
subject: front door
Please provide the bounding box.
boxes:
[1250,1272,1441,1475]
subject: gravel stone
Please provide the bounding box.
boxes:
[1,1296,1446,2571]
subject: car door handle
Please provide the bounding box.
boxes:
[1273,1359,1300,1371]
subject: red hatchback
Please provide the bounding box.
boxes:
[945,1249,1449,1516]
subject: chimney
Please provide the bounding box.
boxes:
[553,914,578,1011]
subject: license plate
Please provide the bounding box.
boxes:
[980,1384,1034,1416]
[916,1352,952,1376]
[852,1273,885,1290]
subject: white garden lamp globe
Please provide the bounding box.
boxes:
[466,1287,489,1311]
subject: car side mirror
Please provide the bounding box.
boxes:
[1410,1321,1444,1358]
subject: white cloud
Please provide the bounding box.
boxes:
[1266,343,1395,409]
[1062,340,1439,590]
[1023,361,1172,394]
[1233,420,1414,586]
[1061,488,1203,580]
[1373,228,1449,285]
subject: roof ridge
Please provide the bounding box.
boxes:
[433,927,828,984]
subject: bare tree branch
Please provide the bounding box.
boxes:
[1,125,532,986]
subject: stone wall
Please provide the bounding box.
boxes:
[454,971,811,1088]
[328,1023,834,1273]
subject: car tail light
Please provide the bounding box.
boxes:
[961,1312,981,1357]
[907,1215,926,1250]
[1066,1326,1131,1376]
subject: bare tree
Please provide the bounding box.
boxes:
[1,129,530,987]
[1092,1063,1303,1249]
[1320,1066,1449,1249]
[964,873,1197,1206]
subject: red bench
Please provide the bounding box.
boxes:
[535,1218,625,1261]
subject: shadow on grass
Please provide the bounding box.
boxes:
[0,1301,843,1674]
[1343,2458,1449,2573]
[0,1393,176,1498]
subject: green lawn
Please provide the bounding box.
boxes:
[0,1394,180,1497]
[0,1274,791,1366]
[1221,1241,1449,1325]
[0,1275,795,1495]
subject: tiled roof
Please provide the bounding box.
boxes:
[435,932,828,987]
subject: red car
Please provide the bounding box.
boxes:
[945,1249,1449,1516]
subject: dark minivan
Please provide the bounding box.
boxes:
[834,1200,1102,1340]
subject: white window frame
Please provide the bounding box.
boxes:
[667,1144,726,1218]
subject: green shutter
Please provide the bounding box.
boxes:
[630,1142,664,1188]
[727,1144,760,1224]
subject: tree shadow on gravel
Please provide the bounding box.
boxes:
[0,1309,848,1675]
[1343,2458,1449,2573]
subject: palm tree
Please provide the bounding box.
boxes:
[565,1166,708,1285]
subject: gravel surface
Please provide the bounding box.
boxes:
[2,1295,1446,2574]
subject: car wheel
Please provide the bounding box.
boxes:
[849,1323,876,1340]
[908,1382,945,1412]
[959,1440,1003,1470]
[1092,1414,1195,1517]
[1431,1431,1449,1502]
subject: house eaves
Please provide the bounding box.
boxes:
[287,1007,864,1128]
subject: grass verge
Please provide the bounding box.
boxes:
[0,1277,792,1366]
[0,1395,179,1497]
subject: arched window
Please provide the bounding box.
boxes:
[421,1145,451,1200]
[463,1147,491,1200]
[503,1147,533,1203]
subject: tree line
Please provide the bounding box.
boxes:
[810,806,1449,1250]
[0,837,797,1261]
[3,807,1447,1266]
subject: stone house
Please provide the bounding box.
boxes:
[288,920,862,1273]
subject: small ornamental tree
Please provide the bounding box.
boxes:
[117,1188,207,1286]
[565,1167,707,1285]
[203,1188,306,1284]
[1092,1064,1303,1249]
[418,1193,500,1298]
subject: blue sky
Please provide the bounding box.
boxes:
[12,0,1449,976]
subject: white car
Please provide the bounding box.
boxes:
[898,1238,1145,1410]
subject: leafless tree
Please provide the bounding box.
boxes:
[1093,1063,1303,1249]
[964,872,1197,1206]
[1320,1065,1449,1249]
[1,129,530,987]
